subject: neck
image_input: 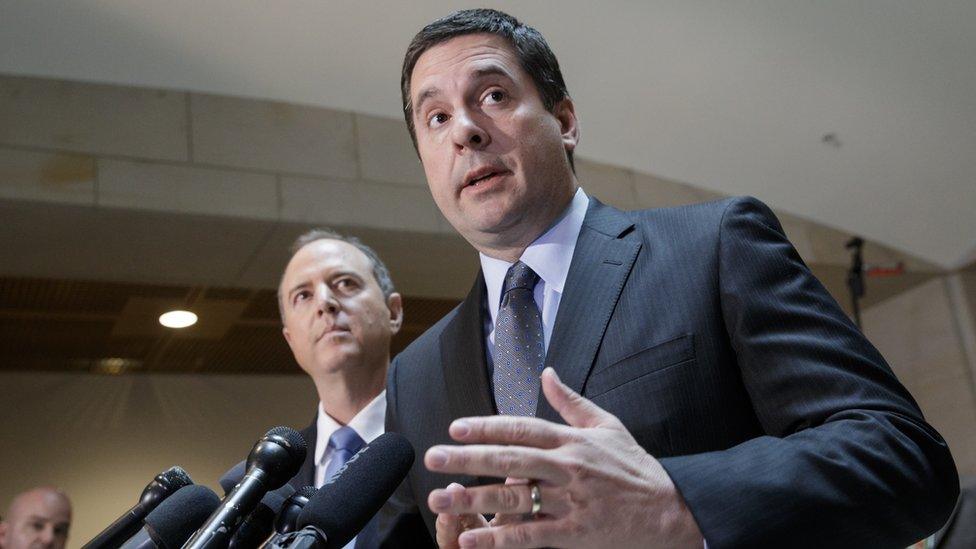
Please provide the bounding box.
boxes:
[474,185,579,262]
[313,359,387,425]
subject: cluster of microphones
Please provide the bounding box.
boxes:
[81,427,415,549]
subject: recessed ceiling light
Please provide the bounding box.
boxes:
[159,310,198,329]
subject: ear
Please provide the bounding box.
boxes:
[387,293,404,335]
[282,325,293,347]
[554,97,580,153]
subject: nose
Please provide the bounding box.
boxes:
[315,284,340,317]
[39,526,55,547]
[451,109,490,152]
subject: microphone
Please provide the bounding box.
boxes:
[183,427,307,549]
[262,433,414,549]
[226,484,297,549]
[120,485,221,549]
[274,487,317,536]
[82,466,194,549]
[218,461,246,495]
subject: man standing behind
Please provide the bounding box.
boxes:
[381,8,958,548]
[224,229,403,546]
[0,487,71,549]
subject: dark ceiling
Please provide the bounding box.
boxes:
[0,276,459,375]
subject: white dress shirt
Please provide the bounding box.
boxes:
[480,186,589,359]
[313,392,386,487]
[313,392,386,549]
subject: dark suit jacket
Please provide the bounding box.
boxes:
[380,196,959,548]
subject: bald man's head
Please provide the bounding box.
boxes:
[0,488,71,549]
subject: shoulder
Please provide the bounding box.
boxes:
[389,302,465,391]
[616,196,783,245]
[395,303,461,365]
[623,195,771,227]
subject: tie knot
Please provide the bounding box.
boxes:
[328,426,365,453]
[502,261,540,295]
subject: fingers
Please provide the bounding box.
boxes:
[541,367,617,429]
[435,484,489,548]
[429,482,566,516]
[449,415,572,448]
[425,445,570,484]
[456,518,570,549]
[491,478,531,527]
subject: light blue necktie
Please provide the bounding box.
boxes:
[493,261,545,416]
[323,426,365,483]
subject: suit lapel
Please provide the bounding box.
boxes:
[441,272,496,422]
[536,199,642,423]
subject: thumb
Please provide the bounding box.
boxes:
[541,367,617,428]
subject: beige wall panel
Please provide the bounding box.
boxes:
[356,114,427,187]
[863,277,976,475]
[280,176,442,233]
[632,171,724,209]
[0,76,188,161]
[191,94,357,179]
[0,147,95,205]
[0,371,318,549]
[963,271,976,326]
[576,159,636,209]
[97,159,278,220]
[0,200,275,286]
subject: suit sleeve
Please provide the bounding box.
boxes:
[659,196,958,548]
[371,356,436,548]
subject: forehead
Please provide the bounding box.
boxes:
[283,239,372,283]
[9,491,70,522]
[410,33,523,95]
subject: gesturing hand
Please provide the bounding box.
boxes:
[425,368,703,548]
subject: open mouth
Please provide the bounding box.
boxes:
[464,167,509,190]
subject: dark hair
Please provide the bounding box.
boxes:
[401,8,574,169]
[277,228,396,320]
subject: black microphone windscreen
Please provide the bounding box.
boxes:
[144,485,220,549]
[296,486,317,499]
[296,433,414,548]
[218,461,246,496]
[261,483,296,512]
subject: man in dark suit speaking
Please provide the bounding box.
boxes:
[379,8,959,548]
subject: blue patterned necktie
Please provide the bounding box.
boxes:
[323,426,365,483]
[493,261,545,416]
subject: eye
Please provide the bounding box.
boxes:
[483,89,506,105]
[334,277,360,293]
[427,111,449,128]
[293,290,311,305]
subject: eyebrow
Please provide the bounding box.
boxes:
[412,64,516,118]
[286,281,310,299]
[413,86,441,119]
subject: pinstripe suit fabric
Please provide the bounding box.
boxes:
[379,196,958,548]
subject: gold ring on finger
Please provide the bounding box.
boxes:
[528,481,542,515]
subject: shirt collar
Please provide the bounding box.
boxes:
[313,391,386,465]
[480,187,589,315]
